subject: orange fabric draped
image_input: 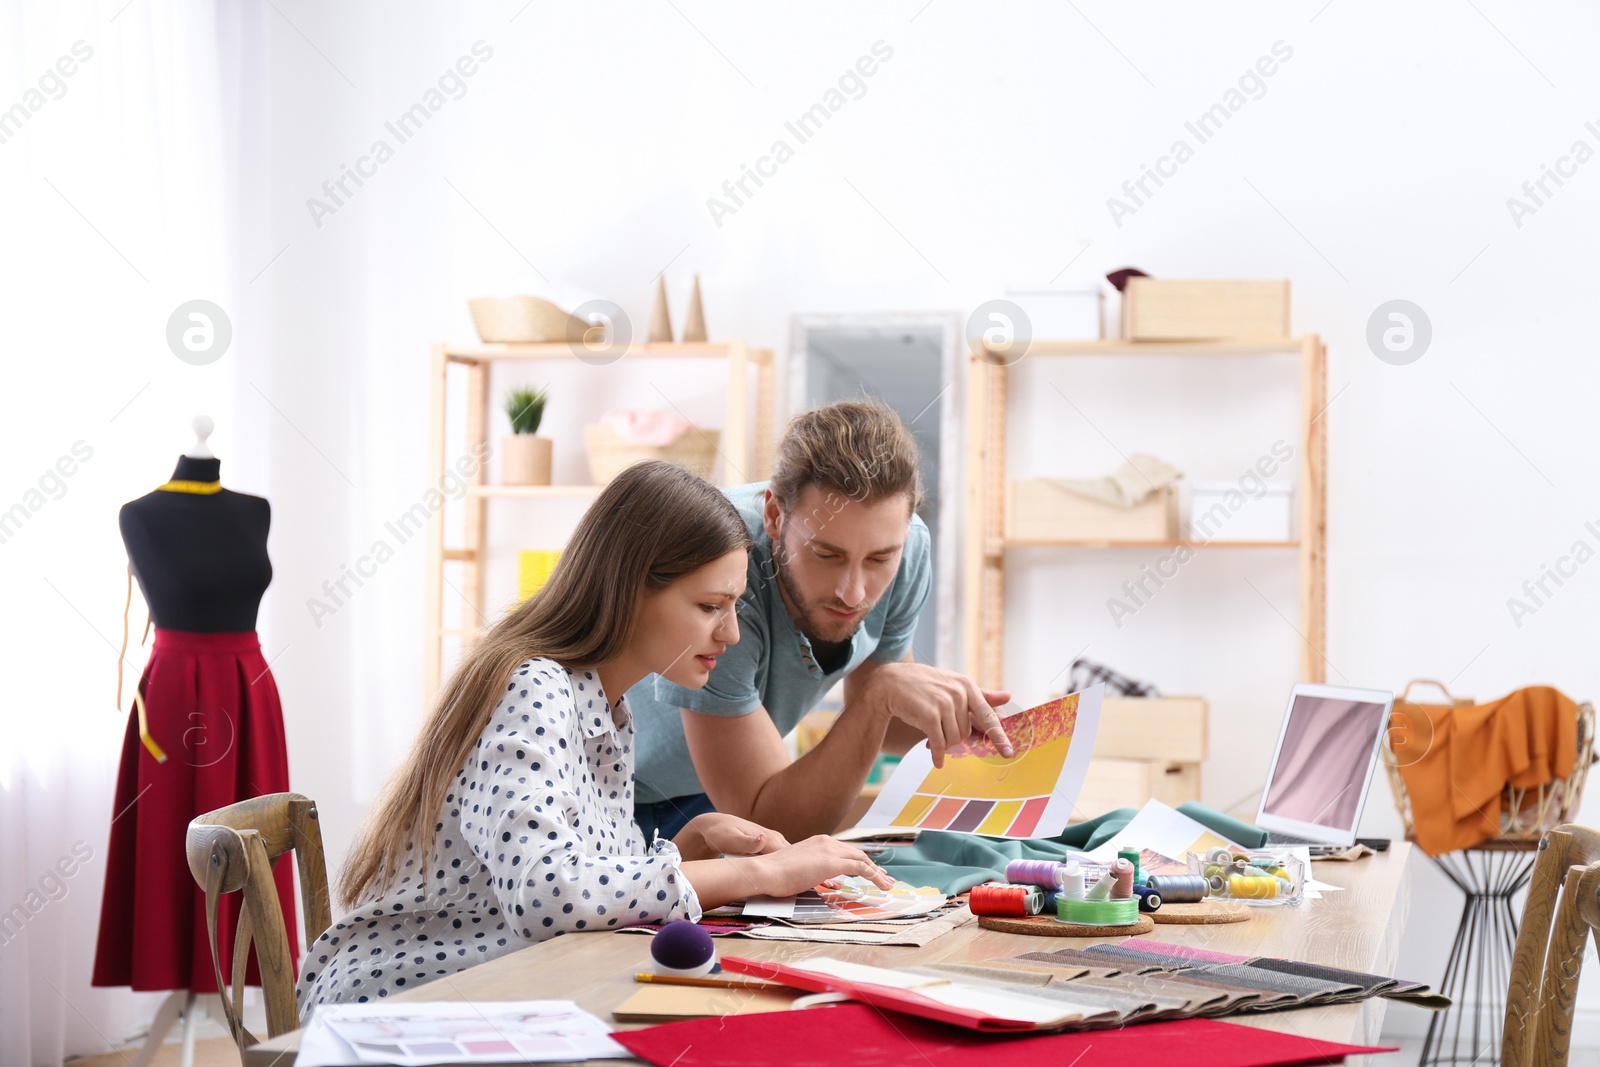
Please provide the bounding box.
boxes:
[1393,686,1578,857]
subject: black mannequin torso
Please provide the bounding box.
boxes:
[119,456,273,632]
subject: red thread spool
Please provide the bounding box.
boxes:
[969,882,1042,917]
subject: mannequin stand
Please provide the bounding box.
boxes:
[128,990,208,1067]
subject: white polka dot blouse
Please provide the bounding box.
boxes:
[295,658,701,1021]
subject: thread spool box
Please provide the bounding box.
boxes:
[1186,848,1305,906]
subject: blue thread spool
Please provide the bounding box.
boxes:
[1133,884,1163,912]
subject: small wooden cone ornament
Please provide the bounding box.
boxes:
[649,276,674,343]
[681,275,707,342]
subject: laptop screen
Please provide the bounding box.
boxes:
[1260,692,1391,831]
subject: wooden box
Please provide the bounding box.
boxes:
[1096,696,1208,762]
[1121,279,1290,340]
[1076,759,1202,817]
[1008,480,1177,542]
[1072,696,1207,820]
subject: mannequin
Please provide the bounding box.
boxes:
[93,418,296,1067]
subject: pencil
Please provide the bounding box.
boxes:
[633,973,777,990]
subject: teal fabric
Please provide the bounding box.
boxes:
[629,481,932,805]
[876,803,1263,895]
[1177,801,1267,848]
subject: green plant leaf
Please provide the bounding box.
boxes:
[505,385,549,435]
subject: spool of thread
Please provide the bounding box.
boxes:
[1110,858,1135,899]
[1004,859,1063,889]
[1117,847,1143,885]
[1059,861,1085,900]
[1133,884,1162,912]
[969,882,1044,917]
[1057,896,1140,926]
[1204,847,1232,866]
[1085,872,1114,901]
[1145,874,1208,903]
[1228,874,1279,899]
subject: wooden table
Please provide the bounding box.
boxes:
[249,843,1412,1066]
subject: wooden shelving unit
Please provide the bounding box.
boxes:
[424,340,775,699]
[962,335,1328,688]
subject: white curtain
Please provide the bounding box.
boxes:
[0,3,241,1064]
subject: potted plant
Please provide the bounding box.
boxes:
[502,385,553,485]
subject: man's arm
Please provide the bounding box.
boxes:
[680,687,892,841]
[681,655,1014,840]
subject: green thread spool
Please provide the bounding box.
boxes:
[1056,897,1140,926]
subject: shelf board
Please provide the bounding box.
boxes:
[999,537,1301,550]
[466,485,605,499]
[972,337,1308,359]
[445,341,767,363]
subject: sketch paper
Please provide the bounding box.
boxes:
[857,684,1104,838]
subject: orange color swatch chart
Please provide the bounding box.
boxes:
[858,685,1104,839]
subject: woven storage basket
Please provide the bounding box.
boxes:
[584,424,720,485]
[468,296,590,344]
[1382,679,1596,845]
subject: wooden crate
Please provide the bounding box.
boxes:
[1096,696,1208,762]
[1122,279,1289,340]
[1072,696,1207,819]
[1008,480,1177,542]
[1076,758,1202,818]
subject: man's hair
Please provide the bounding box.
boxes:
[769,399,924,513]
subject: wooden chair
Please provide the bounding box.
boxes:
[1502,824,1600,1066]
[185,792,332,1054]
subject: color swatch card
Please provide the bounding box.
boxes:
[744,876,946,923]
[857,684,1104,838]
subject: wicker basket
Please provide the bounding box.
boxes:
[468,296,591,344]
[1382,679,1596,845]
[583,424,719,485]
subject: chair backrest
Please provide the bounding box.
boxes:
[1503,823,1600,1066]
[185,792,333,1052]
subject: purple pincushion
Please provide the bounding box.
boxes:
[651,920,715,977]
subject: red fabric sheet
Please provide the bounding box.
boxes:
[614,1004,1395,1067]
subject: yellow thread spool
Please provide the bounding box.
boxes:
[1228,874,1279,899]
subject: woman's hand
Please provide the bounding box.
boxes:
[748,835,894,897]
[672,812,788,862]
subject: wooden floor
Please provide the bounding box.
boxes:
[65,1038,237,1067]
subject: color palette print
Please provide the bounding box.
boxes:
[857,684,1104,839]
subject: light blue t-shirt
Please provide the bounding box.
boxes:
[629,481,931,805]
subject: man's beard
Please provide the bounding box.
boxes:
[773,537,874,648]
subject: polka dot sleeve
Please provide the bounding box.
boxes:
[461,661,703,938]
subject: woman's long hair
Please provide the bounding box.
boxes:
[339,460,751,909]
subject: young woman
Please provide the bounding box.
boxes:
[297,461,890,1019]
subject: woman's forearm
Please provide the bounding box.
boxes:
[681,856,768,910]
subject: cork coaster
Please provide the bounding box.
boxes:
[1151,901,1251,924]
[978,914,1155,937]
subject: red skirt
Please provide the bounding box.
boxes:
[92,628,298,993]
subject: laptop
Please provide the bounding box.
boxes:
[1254,682,1396,850]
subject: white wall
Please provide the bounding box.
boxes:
[139,0,1600,1043]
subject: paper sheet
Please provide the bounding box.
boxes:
[857,685,1104,838]
[296,1000,629,1066]
[1085,799,1241,866]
